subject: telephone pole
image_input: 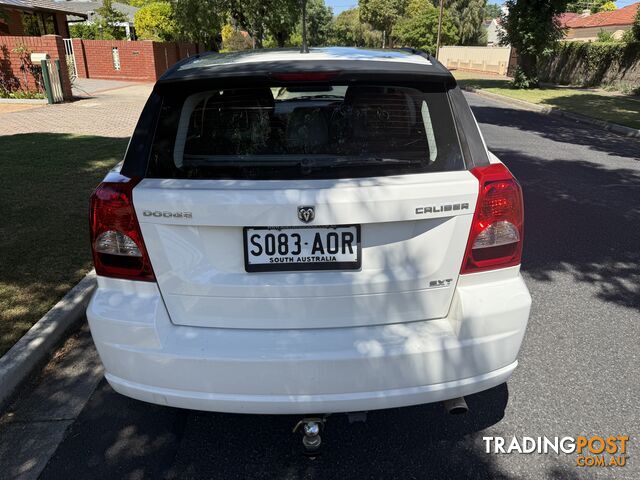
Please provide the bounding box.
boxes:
[300,0,309,53]
[436,0,444,59]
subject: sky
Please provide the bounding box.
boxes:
[326,0,638,15]
[326,0,356,14]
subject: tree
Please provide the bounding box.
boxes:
[264,0,300,48]
[484,2,501,19]
[173,0,224,48]
[69,23,102,39]
[125,0,157,6]
[500,0,569,87]
[330,7,383,47]
[227,0,300,48]
[221,23,253,50]
[448,0,487,45]
[306,0,334,46]
[394,0,458,52]
[96,0,128,39]
[599,1,616,12]
[134,2,177,41]
[359,0,408,47]
[633,5,640,42]
[565,0,614,13]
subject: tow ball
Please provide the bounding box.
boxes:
[292,417,325,455]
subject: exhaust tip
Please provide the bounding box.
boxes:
[443,396,468,415]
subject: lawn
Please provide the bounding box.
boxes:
[453,71,640,130]
[0,134,128,356]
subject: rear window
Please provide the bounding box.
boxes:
[147,83,464,180]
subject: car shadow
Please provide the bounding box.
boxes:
[41,380,514,479]
[491,148,640,312]
[471,104,640,161]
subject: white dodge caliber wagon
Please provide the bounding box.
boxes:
[88,47,531,416]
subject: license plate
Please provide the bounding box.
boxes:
[243,225,361,272]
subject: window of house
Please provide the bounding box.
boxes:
[21,12,58,36]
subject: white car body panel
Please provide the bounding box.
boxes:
[87,264,530,414]
[133,171,478,329]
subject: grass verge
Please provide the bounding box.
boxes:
[453,71,640,130]
[0,133,127,356]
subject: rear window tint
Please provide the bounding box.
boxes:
[147,84,464,180]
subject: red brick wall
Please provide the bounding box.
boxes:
[73,39,200,82]
[71,38,87,78]
[73,39,157,82]
[0,34,72,100]
[152,42,179,79]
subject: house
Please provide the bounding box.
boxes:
[484,18,504,46]
[0,0,87,37]
[483,4,509,46]
[63,0,139,40]
[564,2,639,41]
[556,12,580,29]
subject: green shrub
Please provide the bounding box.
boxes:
[134,1,177,41]
[621,29,635,43]
[221,24,252,51]
[69,23,103,39]
[539,41,640,88]
[0,89,45,99]
[512,67,538,89]
[596,29,617,43]
[633,5,640,42]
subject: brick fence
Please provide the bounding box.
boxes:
[72,39,202,82]
[0,35,73,100]
[1,35,205,100]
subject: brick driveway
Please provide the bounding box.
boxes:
[0,83,152,138]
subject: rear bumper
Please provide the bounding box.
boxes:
[87,267,531,414]
[106,362,517,414]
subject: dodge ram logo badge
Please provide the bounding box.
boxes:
[297,206,315,223]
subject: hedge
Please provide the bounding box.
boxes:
[539,41,640,89]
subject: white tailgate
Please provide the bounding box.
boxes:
[133,171,478,329]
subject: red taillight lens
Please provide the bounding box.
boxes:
[89,176,155,281]
[271,71,339,82]
[461,163,524,274]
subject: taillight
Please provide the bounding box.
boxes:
[461,163,524,274]
[89,175,155,281]
[271,71,339,82]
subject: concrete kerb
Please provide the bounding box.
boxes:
[0,98,48,104]
[0,272,97,411]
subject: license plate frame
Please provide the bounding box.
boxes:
[243,225,362,273]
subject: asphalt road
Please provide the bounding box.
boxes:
[20,93,640,479]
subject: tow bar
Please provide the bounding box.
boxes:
[293,417,325,456]
[293,412,368,456]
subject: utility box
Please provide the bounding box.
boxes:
[30,52,50,63]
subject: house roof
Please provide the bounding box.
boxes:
[0,0,88,17]
[556,12,579,28]
[63,0,139,23]
[566,3,639,28]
